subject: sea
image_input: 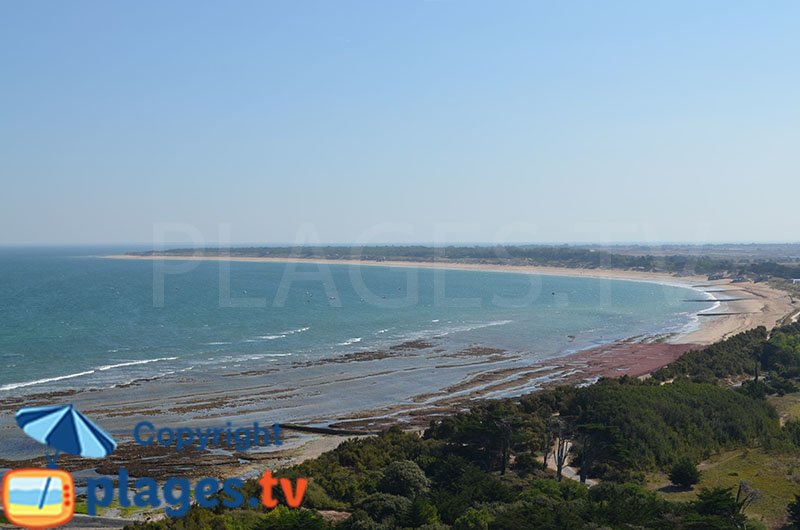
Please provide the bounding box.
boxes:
[0,246,714,398]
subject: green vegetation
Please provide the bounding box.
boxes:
[669,459,702,489]
[559,379,779,476]
[651,327,768,383]
[770,392,800,427]
[124,505,331,530]
[647,449,800,529]
[651,324,800,398]
[124,323,800,529]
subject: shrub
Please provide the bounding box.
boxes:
[403,496,440,527]
[453,508,494,530]
[358,493,412,522]
[786,420,800,447]
[378,460,430,498]
[669,459,701,489]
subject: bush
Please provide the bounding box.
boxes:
[403,496,440,527]
[786,420,800,447]
[378,460,430,498]
[453,508,494,530]
[340,510,383,530]
[358,493,412,522]
[588,482,670,527]
[302,481,349,510]
[694,487,745,524]
[669,459,701,489]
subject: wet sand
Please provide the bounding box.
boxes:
[0,337,700,483]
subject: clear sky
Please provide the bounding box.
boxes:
[1,1,798,245]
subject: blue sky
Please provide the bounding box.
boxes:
[1,1,798,245]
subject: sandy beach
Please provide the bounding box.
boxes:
[108,254,795,346]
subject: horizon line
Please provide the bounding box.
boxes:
[2,241,800,248]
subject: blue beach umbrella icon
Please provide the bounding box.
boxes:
[15,404,117,463]
[15,404,117,510]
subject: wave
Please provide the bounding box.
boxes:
[0,370,97,391]
[474,319,512,329]
[0,356,180,392]
[338,337,363,346]
[97,357,178,371]
[203,352,295,365]
[205,341,232,346]
[698,298,722,315]
[669,289,721,339]
[239,353,293,361]
[435,319,513,337]
[252,326,310,341]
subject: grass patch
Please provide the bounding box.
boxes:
[647,448,800,529]
[769,392,800,423]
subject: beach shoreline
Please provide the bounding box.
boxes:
[105,254,794,346]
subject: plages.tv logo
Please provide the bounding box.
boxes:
[2,404,116,529]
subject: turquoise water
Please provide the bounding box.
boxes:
[0,247,712,396]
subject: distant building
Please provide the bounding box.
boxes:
[708,273,724,281]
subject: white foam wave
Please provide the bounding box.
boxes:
[1,370,96,391]
[251,326,309,342]
[241,353,292,361]
[435,319,514,337]
[698,298,722,315]
[0,356,182,392]
[672,288,722,339]
[338,337,363,346]
[97,357,178,371]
